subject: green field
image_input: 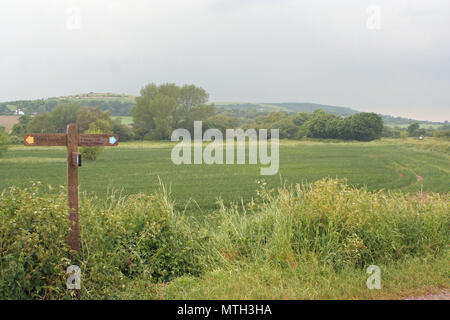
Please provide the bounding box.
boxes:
[1,138,449,299]
[1,139,448,213]
[112,116,133,125]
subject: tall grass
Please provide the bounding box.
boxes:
[1,179,448,299]
[205,179,449,271]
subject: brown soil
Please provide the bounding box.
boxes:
[0,116,20,133]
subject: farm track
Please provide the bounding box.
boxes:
[405,290,450,300]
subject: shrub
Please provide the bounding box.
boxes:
[1,179,448,299]
[79,124,106,161]
[0,182,207,299]
[0,127,9,157]
[7,135,23,145]
[0,183,70,299]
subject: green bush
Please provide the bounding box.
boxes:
[0,127,9,157]
[1,179,448,299]
[0,183,70,299]
[0,182,206,299]
[79,146,102,161]
[79,189,206,294]
[79,125,106,161]
[7,135,24,145]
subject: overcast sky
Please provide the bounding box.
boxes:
[1,0,449,121]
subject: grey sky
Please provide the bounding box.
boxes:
[1,0,449,121]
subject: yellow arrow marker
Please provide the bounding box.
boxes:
[25,136,34,145]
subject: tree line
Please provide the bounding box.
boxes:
[3,83,449,159]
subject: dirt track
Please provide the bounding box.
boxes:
[405,291,450,300]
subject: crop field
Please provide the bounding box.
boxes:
[1,137,449,300]
[0,116,20,133]
[112,116,134,125]
[1,138,448,213]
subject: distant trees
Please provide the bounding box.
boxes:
[344,112,384,141]
[407,122,420,137]
[131,83,215,140]
[243,109,383,141]
[18,103,131,141]
[0,126,9,157]
[4,83,390,143]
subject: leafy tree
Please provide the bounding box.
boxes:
[79,120,112,161]
[271,117,298,139]
[292,112,311,127]
[26,112,54,133]
[26,103,80,133]
[49,103,80,133]
[131,83,212,140]
[203,114,239,133]
[304,110,341,139]
[407,122,420,137]
[111,118,134,142]
[382,126,401,138]
[10,115,32,136]
[345,112,383,141]
[76,106,111,132]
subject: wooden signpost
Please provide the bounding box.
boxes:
[24,123,118,252]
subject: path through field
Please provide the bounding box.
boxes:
[406,291,450,300]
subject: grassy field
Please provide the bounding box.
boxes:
[1,138,448,213]
[1,138,449,299]
[112,116,134,125]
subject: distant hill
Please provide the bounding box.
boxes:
[215,102,444,127]
[215,102,359,117]
[0,94,444,128]
[0,93,136,117]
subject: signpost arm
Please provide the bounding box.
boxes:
[67,124,79,252]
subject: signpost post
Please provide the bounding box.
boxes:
[24,123,118,252]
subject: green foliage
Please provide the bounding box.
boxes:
[302,111,383,141]
[433,129,450,139]
[1,179,448,299]
[76,106,111,132]
[407,122,420,137]
[79,124,108,161]
[0,127,9,157]
[80,189,205,290]
[131,83,213,140]
[7,135,23,145]
[111,118,134,142]
[0,96,134,117]
[10,115,32,137]
[207,179,449,271]
[0,183,206,299]
[345,112,383,141]
[382,126,401,138]
[0,183,70,299]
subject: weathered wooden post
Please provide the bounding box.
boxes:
[24,123,118,252]
[67,124,80,252]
